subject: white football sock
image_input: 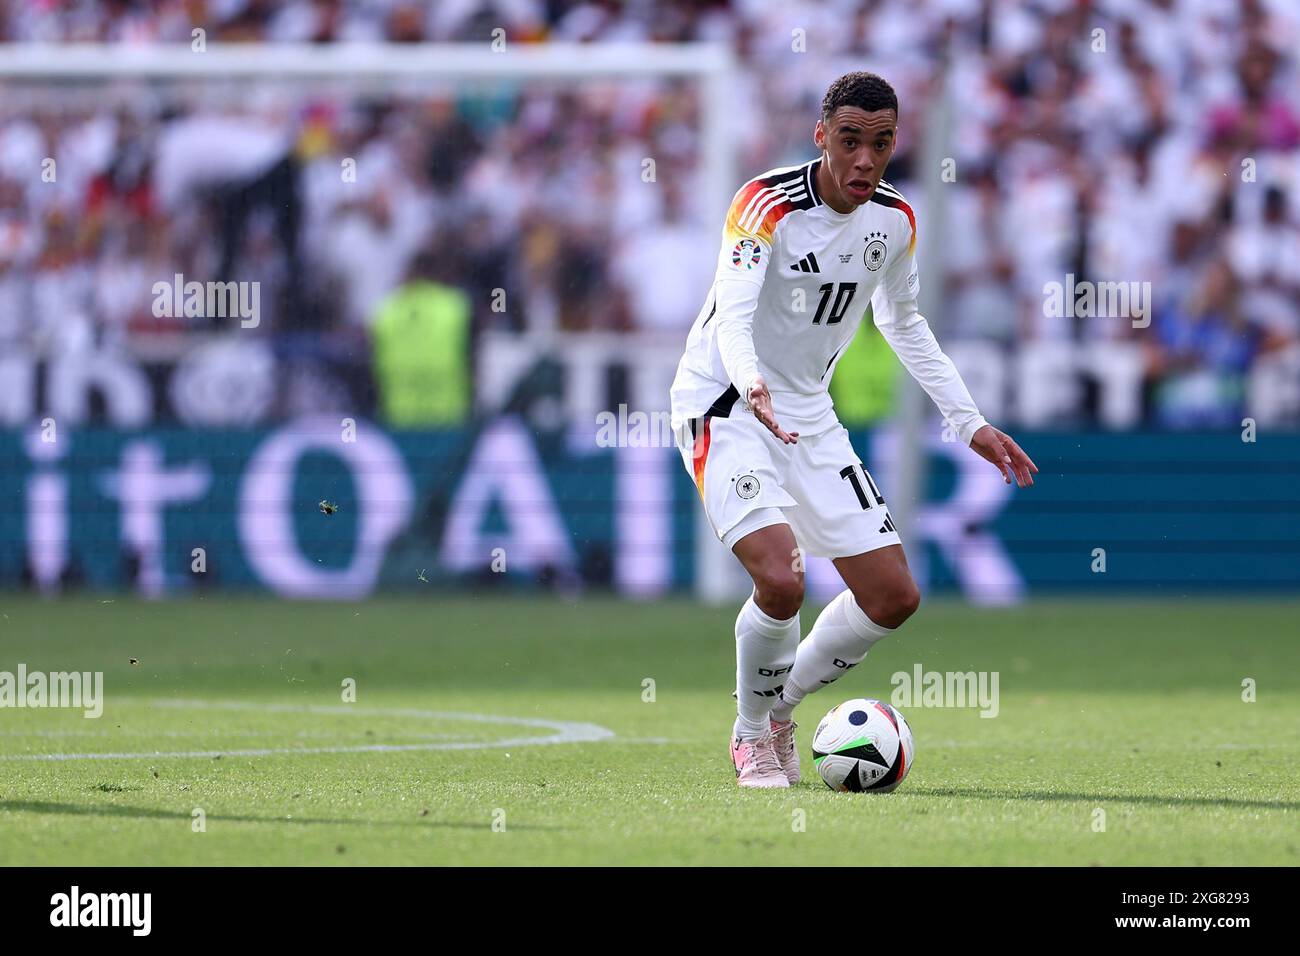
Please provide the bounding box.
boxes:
[770,589,893,723]
[733,594,800,740]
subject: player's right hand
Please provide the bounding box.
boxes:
[745,376,799,444]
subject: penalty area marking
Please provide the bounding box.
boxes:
[0,698,615,762]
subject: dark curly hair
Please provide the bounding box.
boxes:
[821,72,898,122]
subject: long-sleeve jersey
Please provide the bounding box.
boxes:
[670,158,987,444]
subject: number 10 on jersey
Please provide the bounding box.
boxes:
[811,282,858,325]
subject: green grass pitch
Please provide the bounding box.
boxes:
[0,595,1296,866]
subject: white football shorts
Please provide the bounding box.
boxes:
[673,398,902,559]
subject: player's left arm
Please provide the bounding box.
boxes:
[871,220,1038,488]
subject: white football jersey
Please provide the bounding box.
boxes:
[671,158,920,428]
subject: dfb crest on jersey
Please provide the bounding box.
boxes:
[864,232,887,271]
[734,473,761,499]
[731,238,762,270]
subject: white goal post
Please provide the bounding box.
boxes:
[0,42,737,227]
[0,41,753,601]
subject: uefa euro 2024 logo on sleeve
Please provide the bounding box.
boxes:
[731,238,761,270]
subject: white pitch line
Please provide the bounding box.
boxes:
[0,698,615,762]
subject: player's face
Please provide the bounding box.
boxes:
[814,107,898,209]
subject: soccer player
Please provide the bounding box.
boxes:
[670,72,1037,788]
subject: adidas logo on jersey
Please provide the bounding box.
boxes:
[790,252,821,273]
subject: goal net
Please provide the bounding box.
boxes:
[0,42,759,600]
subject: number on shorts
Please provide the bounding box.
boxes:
[839,464,884,510]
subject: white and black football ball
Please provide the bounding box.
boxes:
[812,698,914,793]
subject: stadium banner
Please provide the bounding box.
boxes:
[1,418,1296,601]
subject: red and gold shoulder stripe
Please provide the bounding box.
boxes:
[724,175,804,247]
[870,182,917,256]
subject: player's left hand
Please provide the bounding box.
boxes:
[970,424,1038,488]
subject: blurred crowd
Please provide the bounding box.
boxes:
[0,0,1297,428]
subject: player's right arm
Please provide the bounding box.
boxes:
[712,180,799,444]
